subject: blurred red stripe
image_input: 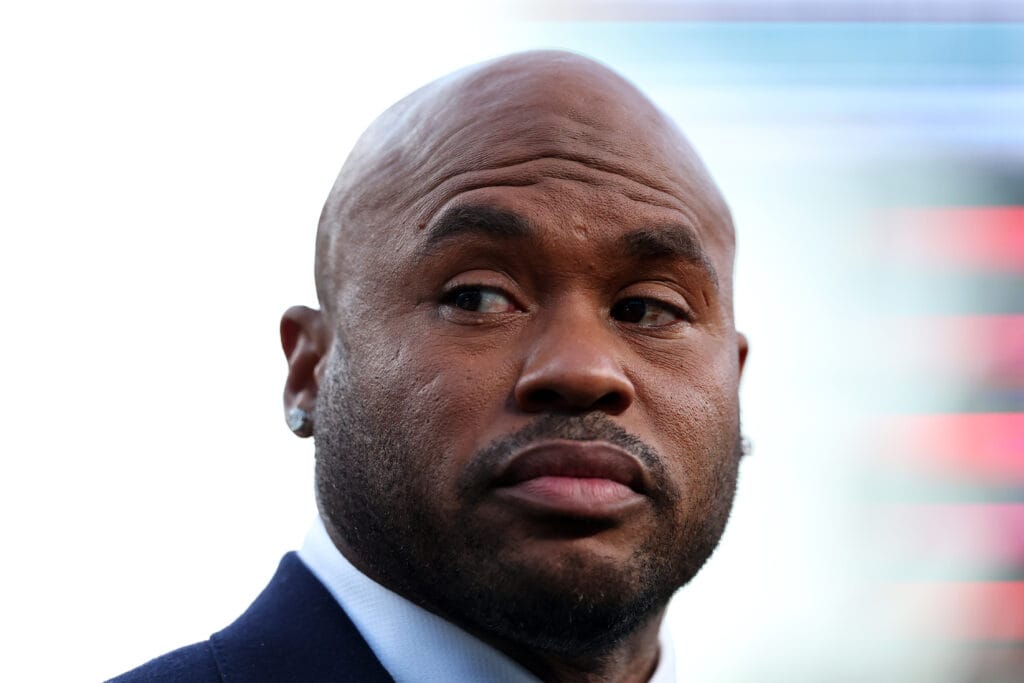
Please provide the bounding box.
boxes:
[883,206,1024,271]
[881,413,1024,484]
[881,315,1024,386]
[894,582,1024,641]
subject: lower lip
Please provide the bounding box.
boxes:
[495,476,645,517]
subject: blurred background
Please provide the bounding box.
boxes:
[1,1,1021,680]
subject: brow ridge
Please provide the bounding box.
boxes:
[621,226,719,289]
[420,205,533,252]
[418,207,719,291]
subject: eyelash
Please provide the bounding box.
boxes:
[440,285,517,313]
[440,285,692,327]
[610,297,691,326]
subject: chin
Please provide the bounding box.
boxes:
[404,526,691,657]
[457,549,668,655]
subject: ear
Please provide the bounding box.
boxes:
[736,331,749,380]
[280,305,329,438]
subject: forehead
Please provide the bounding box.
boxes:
[402,68,720,223]
[319,54,735,298]
[417,177,695,255]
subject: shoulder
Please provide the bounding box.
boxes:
[107,552,393,683]
[106,641,220,682]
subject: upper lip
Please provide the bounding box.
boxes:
[491,439,652,494]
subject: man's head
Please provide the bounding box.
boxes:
[282,50,747,664]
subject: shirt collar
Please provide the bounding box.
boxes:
[297,518,676,683]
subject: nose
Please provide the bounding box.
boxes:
[513,312,636,415]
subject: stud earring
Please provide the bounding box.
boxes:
[287,407,314,438]
[740,436,753,457]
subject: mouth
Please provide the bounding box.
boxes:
[489,439,651,519]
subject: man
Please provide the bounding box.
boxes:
[111,49,748,682]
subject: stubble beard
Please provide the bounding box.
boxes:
[313,357,741,658]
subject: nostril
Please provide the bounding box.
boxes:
[520,387,629,414]
[594,392,627,413]
[513,350,637,414]
[524,388,561,409]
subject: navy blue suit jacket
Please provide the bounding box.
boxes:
[108,552,394,682]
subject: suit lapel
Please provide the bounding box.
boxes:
[210,552,394,682]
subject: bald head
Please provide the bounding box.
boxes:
[287,51,748,679]
[314,50,734,314]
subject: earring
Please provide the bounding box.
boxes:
[287,407,314,438]
[740,436,752,457]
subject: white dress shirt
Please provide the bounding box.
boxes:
[298,518,676,682]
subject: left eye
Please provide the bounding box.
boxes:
[445,287,516,313]
[610,297,684,328]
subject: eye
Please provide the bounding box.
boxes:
[444,286,516,314]
[610,297,685,328]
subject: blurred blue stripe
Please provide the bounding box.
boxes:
[531,23,1024,85]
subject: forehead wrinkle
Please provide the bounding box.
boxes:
[342,60,715,221]
[412,156,702,230]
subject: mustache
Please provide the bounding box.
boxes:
[458,413,675,502]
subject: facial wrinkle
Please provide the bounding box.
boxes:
[414,156,704,229]
[423,153,695,212]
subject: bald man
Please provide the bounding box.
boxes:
[110,50,748,683]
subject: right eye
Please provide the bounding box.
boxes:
[610,297,687,328]
[443,286,516,314]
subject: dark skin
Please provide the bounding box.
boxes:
[281,51,748,683]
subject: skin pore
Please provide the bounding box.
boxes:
[281,51,748,683]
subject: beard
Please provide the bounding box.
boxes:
[313,352,742,658]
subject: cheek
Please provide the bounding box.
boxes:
[633,345,741,487]
[355,329,520,475]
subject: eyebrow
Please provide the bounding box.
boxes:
[418,205,719,289]
[620,226,720,289]
[419,205,533,253]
